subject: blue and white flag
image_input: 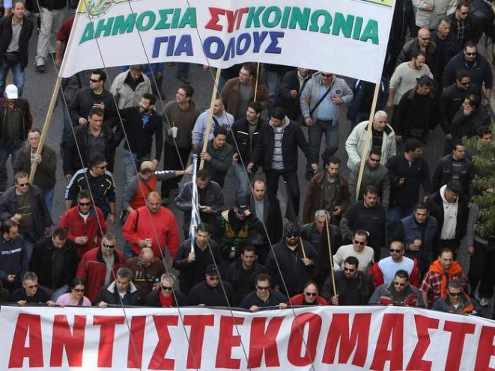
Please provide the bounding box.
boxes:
[189,154,201,255]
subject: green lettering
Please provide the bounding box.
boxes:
[171,8,181,28]
[280,6,291,28]
[179,7,197,28]
[288,7,310,30]
[332,12,353,38]
[136,11,156,32]
[246,6,265,28]
[352,17,363,40]
[155,9,173,30]
[261,6,281,28]
[111,14,136,35]
[95,17,115,38]
[309,10,331,34]
[80,22,95,44]
[360,19,379,44]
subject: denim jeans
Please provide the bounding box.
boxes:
[121,149,140,186]
[44,188,54,212]
[0,142,22,191]
[307,119,338,170]
[232,161,250,201]
[0,62,25,96]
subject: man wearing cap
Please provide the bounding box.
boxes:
[187,264,232,306]
[110,65,152,110]
[0,83,32,192]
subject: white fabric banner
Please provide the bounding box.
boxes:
[1,305,495,370]
[59,0,395,82]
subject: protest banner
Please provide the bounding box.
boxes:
[1,305,494,370]
[59,0,395,83]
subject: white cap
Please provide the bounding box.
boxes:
[4,84,18,99]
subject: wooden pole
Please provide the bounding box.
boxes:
[299,237,307,259]
[199,68,221,169]
[29,76,62,183]
[325,213,338,297]
[254,63,261,102]
[354,83,380,200]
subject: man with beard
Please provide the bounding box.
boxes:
[117,93,163,184]
[265,223,317,296]
[369,270,424,306]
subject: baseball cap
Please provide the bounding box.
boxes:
[5,84,18,99]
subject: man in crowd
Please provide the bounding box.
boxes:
[279,67,311,121]
[240,273,288,311]
[122,191,179,258]
[397,28,438,74]
[345,111,396,171]
[300,71,353,177]
[322,256,372,305]
[333,230,374,273]
[173,224,223,294]
[110,65,152,109]
[59,190,106,258]
[192,98,234,151]
[340,185,387,259]
[187,264,232,306]
[201,127,234,187]
[0,171,52,242]
[162,84,198,199]
[432,278,478,314]
[303,151,350,225]
[369,270,424,307]
[370,240,420,287]
[65,154,116,220]
[249,107,317,220]
[30,228,79,299]
[13,128,56,211]
[448,1,476,51]
[0,220,29,290]
[125,247,164,298]
[0,84,32,192]
[117,93,163,184]
[349,150,390,208]
[10,271,54,305]
[97,267,142,307]
[76,233,126,303]
[145,273,186,307]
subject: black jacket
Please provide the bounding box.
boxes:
[432,155,474,197]
[240,290,287,310]
[0,185,52,240]
[38,0,66,10]
[321,270,372,305]
[118,107,163,161]
[278,69,310,120]
[249,194,283,245]
[0,15,34,68]
[97,281,142,306]
[443,52,493,89]
[62,124,119,175]
[393,89,435,140]
[13,143,57,191]
[253,118,313,172]
[448,13,477,52]
[230,117,263,164]
[187,281,232,307]
[0,97,32,145]
[10,287,51,304]
[69,87,117,128]
[439,83,479,132]
[225,261,267,306]
[30,237,79,290]
[427,190,469,242]
[448,106,490,140]
[340,202,387,250]
[0,236,29,283]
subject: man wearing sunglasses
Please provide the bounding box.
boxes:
[10,271,54,306]
[240,273,288,311]
[145,272,186,307]
[432,278,478,314]
[333,230,374,273]
[369,270,424,307]
[187,264,232,307]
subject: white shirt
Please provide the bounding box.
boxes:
[377,256,415,285]
[333,244,374,272]
[439,185,458,240]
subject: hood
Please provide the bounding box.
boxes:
[269,116,290,129]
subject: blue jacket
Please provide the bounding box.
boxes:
[400,214,438,261]
[0,236,29,282]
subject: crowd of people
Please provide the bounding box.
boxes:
[0,0,494,318]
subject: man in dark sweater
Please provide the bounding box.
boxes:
[340,185,387,259]
[187,264,232,306]
[0,220,30,290]
[10,271,54,305]
[387,139,432,225]
[201,126,234,187]
[117,93,163,184]
[240,272,288,311]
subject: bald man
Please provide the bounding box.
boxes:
[125,247,165,296]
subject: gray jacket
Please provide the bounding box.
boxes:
[349,164,390,208]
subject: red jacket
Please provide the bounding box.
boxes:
[76,247,126,303]
[122,206,180,257]
[369,258,420,288]
[59,206,107,257]
[130,176,158,210]
[289,294,329,306]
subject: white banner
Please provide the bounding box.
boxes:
[1,305,495,370]
[59,0,395,82]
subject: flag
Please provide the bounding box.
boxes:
[189,154,201,256]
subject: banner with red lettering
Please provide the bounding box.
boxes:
[1,305,495,370]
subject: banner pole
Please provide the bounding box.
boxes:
[29,76,62,183]
[199,68,221,170]
[325,213,338,296]
[354,83,380,200]
[299,237,307,259]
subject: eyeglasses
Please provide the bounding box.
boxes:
[389,249,402,253]
[393,282,406,287]
[73,288,84,292]
[257,286,270,290]
[103,244,115,249]
[448,292,461,297]
[78,202,91,206]
[161,286,173,291]
[353,240,366,246]
[89,78,100,83]
[304,292,317,296]
[17,183,29,187]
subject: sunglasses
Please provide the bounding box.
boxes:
[304,292,317,296]
[448,292,461,297]
[343,268,356,273]
[103,244,115,249]
[79,202,91,206]
[161,286,173,291]
[353,240,366,246]
[18,183,29,187]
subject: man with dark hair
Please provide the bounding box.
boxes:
[333,230,374,272]
[303,150,350,224]
[117,93,163,184]
[59,190,107,258]
[387,138,431,224]
[340,185,387,259]
[240,272,288,311]
[69,69,117,129]
[65,154,116,220]
[110,65,152,109]
[230,101,264,199]
[448,94,490,145]
[447,2,477,52]
[249,107,317,220]
[225,245,267,306]
[432,278,478,314]
[97,266,142,306]
[162,84,199,198]
[30,228,79,299]
[201,126,234,187]
[187,264,232,306]
[279,67,311,121]
[322,256,372,305]
[369,270,424,306]
[0,171,52,242]
[63,107,119,178]
[10,272,54,305]
[0,220,29,290]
